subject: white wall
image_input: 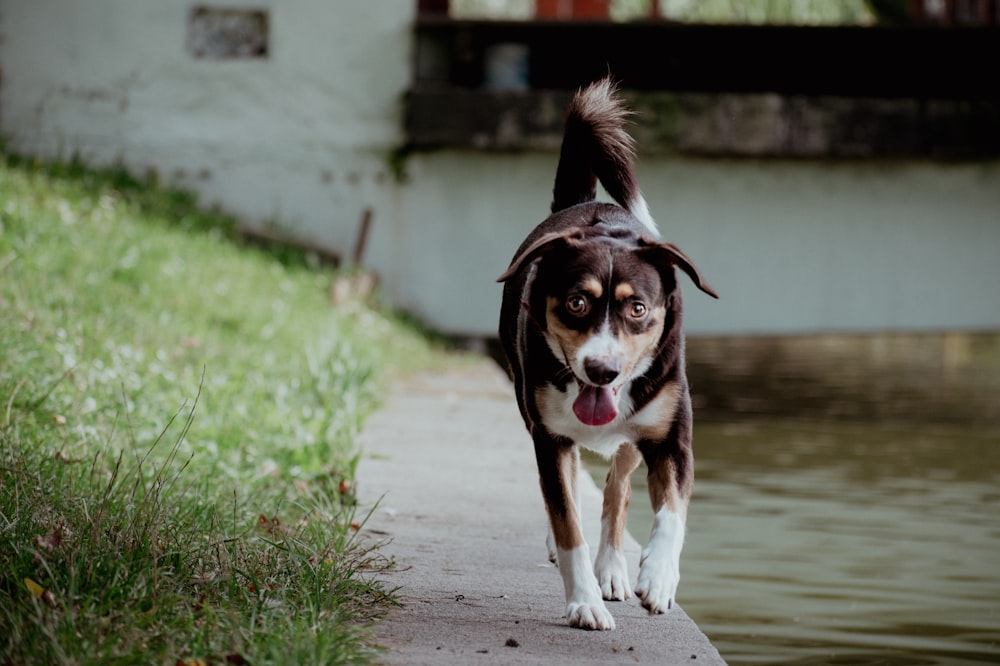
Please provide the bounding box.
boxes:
[0,0,412,252]
[3,2,999,337]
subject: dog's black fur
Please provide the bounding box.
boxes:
[497,78,717,630]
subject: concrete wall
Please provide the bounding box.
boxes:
[3,2,999,337]
[382,152,1000,336]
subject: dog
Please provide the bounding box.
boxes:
[497,78,718,631]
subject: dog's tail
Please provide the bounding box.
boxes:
[551,77,658,236]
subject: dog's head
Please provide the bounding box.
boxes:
[498,225,717,427]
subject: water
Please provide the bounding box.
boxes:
[583,334,1000,665]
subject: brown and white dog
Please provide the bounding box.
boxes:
[497,78,718,630]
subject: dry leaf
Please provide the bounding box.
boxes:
[24,578,56,607]
[24,577,44,598]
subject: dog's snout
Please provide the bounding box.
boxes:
[583,358,620,386]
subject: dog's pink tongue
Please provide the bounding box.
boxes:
[573,385,618,426]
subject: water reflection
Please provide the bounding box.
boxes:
[584,334,1000,665]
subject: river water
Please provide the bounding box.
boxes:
[584,333,1000,665]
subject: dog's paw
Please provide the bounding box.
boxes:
[594,547,632,601]
[566,601,616,630]
[634,556,679,614]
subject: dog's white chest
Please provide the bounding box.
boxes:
[535,382,635,456]
[535,380,683,456]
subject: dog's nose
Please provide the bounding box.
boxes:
[583,358,620,386]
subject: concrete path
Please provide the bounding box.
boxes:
[356,358,726,665]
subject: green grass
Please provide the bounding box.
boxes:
[0,155,437,664]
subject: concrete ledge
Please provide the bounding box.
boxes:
[357,360,725,664]
[406,89,1000,159]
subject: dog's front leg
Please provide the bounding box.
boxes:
[634,491,687,614]
[595,443,642,601]
[534,434,615,630]
[635,416,694,614]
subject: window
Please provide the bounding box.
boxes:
[187,6,269,59]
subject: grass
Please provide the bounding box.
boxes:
[0,155,438,664]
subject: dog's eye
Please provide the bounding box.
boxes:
[566,295,590,316]
[630,302,648,318]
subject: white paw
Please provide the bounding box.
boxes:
[634,550,679,614]
[556,544,615,630]
[566,601,616,630]
[594,547,632,601]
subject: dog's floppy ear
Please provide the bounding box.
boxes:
[637,238,719,299]
[497,230,580,283]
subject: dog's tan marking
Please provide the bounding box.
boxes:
[646,458,689,518]
[632,379,683,443]
[619,303,666,375]
[581,277,603,299]
[601,444,643,551]
[614,281,635,301]
[548,446,585,550]
[545,296,590,364]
